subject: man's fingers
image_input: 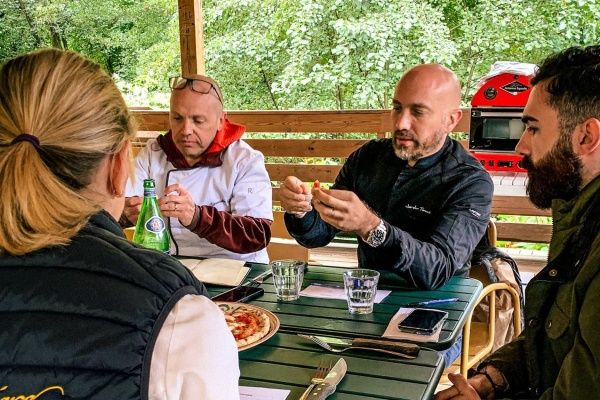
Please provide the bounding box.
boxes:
[283,176,307,194]
[164,183,184,195]
[312,189,349,212]
[433,385,459,400]
[447,373,469,390]
[436,373,479,400]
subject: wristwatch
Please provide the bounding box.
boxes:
[364,219,387,248]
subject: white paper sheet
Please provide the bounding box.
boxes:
[299,284,391,303]
[239,386,290,400]
[179,257,250,286]
[382,307,444,342]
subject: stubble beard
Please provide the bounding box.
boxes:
[393,128,446,162]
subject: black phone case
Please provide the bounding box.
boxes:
[397,309,447,335]
[211,286,265,303]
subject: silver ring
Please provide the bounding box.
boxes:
[329,207,335,217]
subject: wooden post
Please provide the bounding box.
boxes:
[177,0,205,76]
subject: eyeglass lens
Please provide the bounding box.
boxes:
[170,77,222,104]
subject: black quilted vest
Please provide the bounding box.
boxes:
[0,211,207,400]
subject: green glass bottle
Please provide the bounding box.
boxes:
[132,179,171,253]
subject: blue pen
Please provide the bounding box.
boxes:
[406,297,460,307]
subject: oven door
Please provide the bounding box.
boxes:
[469,108,524,152]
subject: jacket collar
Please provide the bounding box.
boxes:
[549,175,600,262]
[410,137,451,169]
[157,118,246,168]
[552,175,600,232]
[87,210,125,237]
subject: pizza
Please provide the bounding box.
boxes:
[219,304,271,348]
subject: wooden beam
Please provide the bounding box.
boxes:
[266,164,342,183]
[177,0,205,76]
[246,139,368,157]
[492,196,551,217]
[496,222,552,243]
[130,109,472,133]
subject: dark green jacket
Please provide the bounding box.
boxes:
[483,176,600,399]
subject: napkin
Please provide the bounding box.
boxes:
[299,283,391,303]
[382,307,444,342]
[179,258,250,286]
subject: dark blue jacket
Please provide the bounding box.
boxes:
[0,211,207,399]
[286,137,493,289]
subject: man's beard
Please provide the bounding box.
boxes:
[521,136,583,209]
[392,128,446,162]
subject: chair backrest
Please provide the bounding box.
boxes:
[459,220,524,375]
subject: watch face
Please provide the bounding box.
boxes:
[367,222,386,247]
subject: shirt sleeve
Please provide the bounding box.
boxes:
[148,295,240,400]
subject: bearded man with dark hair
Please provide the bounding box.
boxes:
[437,45,600,400]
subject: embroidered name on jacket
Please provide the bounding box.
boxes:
[0,385,64,400]
[405,204,432,215]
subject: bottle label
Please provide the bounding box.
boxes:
[145,216,165,233]
[144,188,156,197]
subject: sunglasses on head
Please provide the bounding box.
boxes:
[168,76,223,105]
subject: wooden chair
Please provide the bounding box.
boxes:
[267,211,310,262]
[459,221,523,376]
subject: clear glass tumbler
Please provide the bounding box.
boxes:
[342,269,380,314]
[270,259,306,301]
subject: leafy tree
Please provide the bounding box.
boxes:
[1,0,599,109]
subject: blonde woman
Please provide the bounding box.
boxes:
[0,49,239,399]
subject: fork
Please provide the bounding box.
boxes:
[299,360,331,400]
[305,335,417,359]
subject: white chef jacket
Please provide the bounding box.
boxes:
[126,139,272,263]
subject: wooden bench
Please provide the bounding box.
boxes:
[130,109,550,271]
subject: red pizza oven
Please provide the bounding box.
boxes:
[469,63,535,173]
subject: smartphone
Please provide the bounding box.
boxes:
[211,286,264,303]
[397,308,448,335]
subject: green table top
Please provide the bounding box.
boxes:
[239,332,444,400]
[208,263,483,351]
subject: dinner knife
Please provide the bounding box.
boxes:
[241,269,272,286]
[313,335,420,357]
[307,357,347,400]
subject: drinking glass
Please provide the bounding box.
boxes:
[342,269,380,314]
[270,259,306,301]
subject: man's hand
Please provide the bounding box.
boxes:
[311,188,379,237]
[123,196,142,225]
[435,372,495,400]
[158,183,197,227]
[279,176,313,218]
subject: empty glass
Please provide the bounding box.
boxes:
[271,259,306,301]
[343,269,380,314]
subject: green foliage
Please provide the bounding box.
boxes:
[2,0,598,108]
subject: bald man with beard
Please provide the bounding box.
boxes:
[280,64,493,290]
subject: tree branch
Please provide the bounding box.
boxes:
[259,64,279,110]
[16,0,42,46]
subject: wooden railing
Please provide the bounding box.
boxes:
[131,109,552,245]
